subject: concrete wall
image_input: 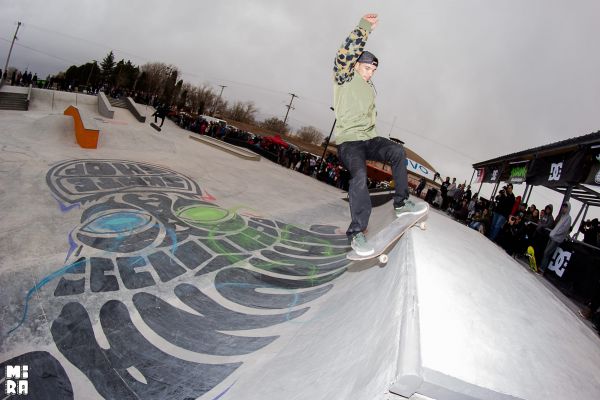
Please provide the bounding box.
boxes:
[97,92,114,119]
[28,89,98,114]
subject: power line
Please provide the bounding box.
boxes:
[0,37,84,66]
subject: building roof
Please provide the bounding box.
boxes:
[473,130,600,168]
[472,130,600,207]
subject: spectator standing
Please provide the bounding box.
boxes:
[489,184,516,241]
[579,219,599,247]
[415,177,426,198]
[440,177,450,209]
[464,185,472,202]
[540,202,572,273]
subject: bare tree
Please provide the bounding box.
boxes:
[139,62,178,100]
[261,117,289,134]
[187,83,217,115]
[225,101,258,123]
[296,126,324,145]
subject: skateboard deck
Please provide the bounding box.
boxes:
[150,122,162,131]
[347,202,429,262]
[526,245,538,272]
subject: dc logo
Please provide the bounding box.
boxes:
[548,248,571,277]
[548,162,563,181]
[490,169,498,182]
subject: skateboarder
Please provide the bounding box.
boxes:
[334,13,415,256]
[152,104,168,127]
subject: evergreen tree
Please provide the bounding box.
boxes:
[100,51,115,83]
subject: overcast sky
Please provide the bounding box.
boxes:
[2,0,600,217]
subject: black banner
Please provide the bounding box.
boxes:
[584,149,600,186]
[483,165,502,183]
[550,241,600,301]
[526,149,589,187]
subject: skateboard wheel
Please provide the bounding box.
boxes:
[419,222,427,230]
[379,254,388,264]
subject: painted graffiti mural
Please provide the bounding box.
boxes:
[5,159,350,399]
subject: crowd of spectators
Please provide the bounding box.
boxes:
[2,68,39,87]
[168,111,351,190]
[429,177,600,270]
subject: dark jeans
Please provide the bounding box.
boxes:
[153,114,165,127]
[540,239,560,272]
[338,136,409,237]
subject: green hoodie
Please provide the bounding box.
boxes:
[333,18,378,145]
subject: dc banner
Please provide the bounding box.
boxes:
[526,149,588,187]
[552,241,600,300]
[548,246,573,278]
[584,149,600,186]
[509,164,528,184]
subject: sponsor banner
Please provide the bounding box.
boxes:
[548,246,572,278]
[509,164,528,184]
[584,149,600,186]
[405,158,437,181]
[475,168,485,183]
[526,149,588,187]
[483,165,502,183]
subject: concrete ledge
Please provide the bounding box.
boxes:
[98,92,114,119]
[64,105,99,149]
[390,231,424,398]
[188,135,261,161]
[125,97,146,122]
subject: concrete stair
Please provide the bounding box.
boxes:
[108,97,129,109]
[0,92,28,111]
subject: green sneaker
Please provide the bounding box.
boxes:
[350,232,375,256]
[394,200,417,217]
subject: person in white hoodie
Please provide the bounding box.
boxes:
[540,202,572,273]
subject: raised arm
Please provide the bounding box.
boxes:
[333,14,378,85]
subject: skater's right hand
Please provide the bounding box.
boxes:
[362,13,378,30]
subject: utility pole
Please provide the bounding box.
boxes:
[3,21,22,81]
[213,85,226,116]
[86,60,97,87]
[282,93,299,132]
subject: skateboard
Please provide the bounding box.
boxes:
[150,122,162,131]
[347,202,429,263]
[526,245,538,272]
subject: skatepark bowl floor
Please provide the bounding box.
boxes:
[1,90,600,400]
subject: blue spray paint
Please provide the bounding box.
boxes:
[6,258,86,335]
